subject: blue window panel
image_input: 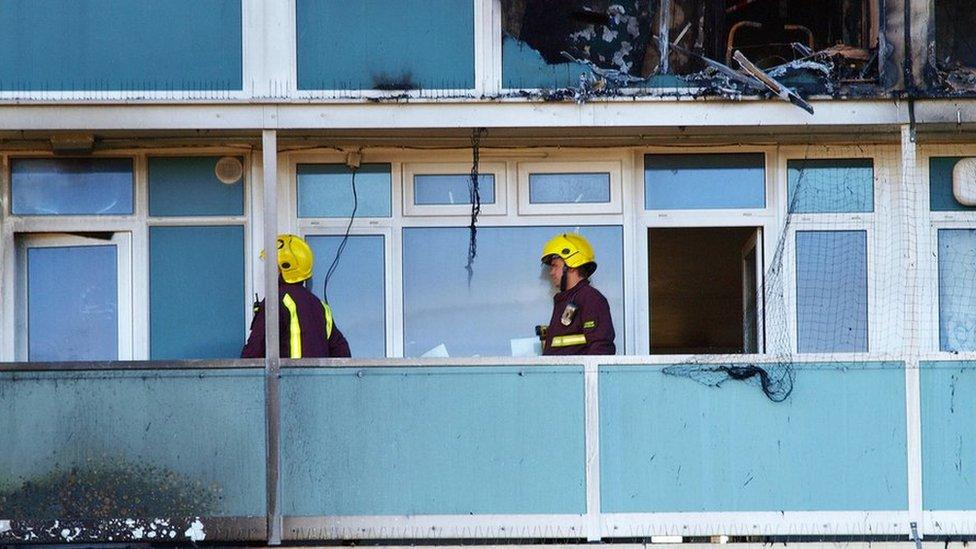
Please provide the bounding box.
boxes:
[11,158,133,215]
[402,226,624,357]
[0,0,242,91]
[795,231,868,353]
[281,366,585,515]
[601,362,907,512]
[28,245,117,361]
[296,0,474,90]
[644,153,766,210]
[414,174,495,205]
[150,226,244,359]
[930,157,976,212]
[297,164,391,218]
[529,173,610,204]
[307,235,386,358]
[921,361,976,510]
[937,230,976,352]
[502,35,590,90]
[0,369,266,517]
[149,156,244,217]
[787,158,874,214]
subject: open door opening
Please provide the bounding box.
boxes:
[649,226,763,354]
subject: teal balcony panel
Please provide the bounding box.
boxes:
[0,0,242,91]
[600,362,908,512]
[921,361,976,510]
[0,369,265,518]
[281,366,586,516]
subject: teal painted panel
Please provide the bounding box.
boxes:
[281,366,586,515]
[788,158,874,213]
[930,157,976,212]
[0,369,265,518]
[502,35,590,90]
[297,163,391,218]
[600,362,907,512]
[297,0,474,90]
[0,0,242,91]
[149,157,244,217]
[150,226,245,359]
[921,361,976,510]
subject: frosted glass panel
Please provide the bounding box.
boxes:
[297,164,391,218]
[788,158,874,214]
[402,226,624,357]
[12,158,133,215]
[28,245,118,361]
[938,230,976,351]
[645,153,765,210]
[307,235,386,358]
[529,173,610,204]
[414,174,495,205]
[795,231,868,353]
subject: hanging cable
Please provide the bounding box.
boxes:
[465,128,487,286]
[322,152,361,304]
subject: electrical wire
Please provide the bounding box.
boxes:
[322,168,358,304]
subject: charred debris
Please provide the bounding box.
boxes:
[500,0,883,112]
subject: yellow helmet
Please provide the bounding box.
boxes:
[541,233,597,273]
[273,234,314,283]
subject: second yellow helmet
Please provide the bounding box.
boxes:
[541,233,597,273]
[275,234,314,284]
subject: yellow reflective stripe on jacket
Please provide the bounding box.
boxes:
[551,334,587,348]
[281,293,302,358]
[321,301,334,339]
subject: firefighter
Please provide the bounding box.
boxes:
[241,234,351,358]
[539,233,616,355]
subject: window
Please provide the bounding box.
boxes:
[937,229,976,352]
[11,157,133,215]
[518,162,621,214]
[149,156,244,217]
[403,162,507,216]
[929,157,976,212]
[297,163,392,218]
[645,153,766,210]
[787,158,874,214]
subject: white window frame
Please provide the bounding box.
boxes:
[517,160,623,215]
[402,161,507,217]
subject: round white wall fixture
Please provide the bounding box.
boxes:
[215,156,244,185]
[952,157,976,206]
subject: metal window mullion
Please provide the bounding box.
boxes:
[261,129,282,545]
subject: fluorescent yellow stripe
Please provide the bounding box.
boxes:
[281,293,302,358]
[551,334,586,348]
[321,301,334,339]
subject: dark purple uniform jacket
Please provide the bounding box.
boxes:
[543,279,616,355]
[241,281,351,358]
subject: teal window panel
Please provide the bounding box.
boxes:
[502,35,590,90]
[930,157,976,212]
[28,246,118,361]
[150,226,245,359]
[787,158,874,214]
[921,361,976,510]
[0,0,242,91]
[0,369,265,517]
[414,174,495,205]
[11,158,133,215]
[795,231,868,353]
[149,156,244,217]
[600,362,907,512]
[938,229,976,351]
[281,366,585,515]
[307,235,386,358]
[529,173,610,204]
[296,0,474,90]
[644,153,766,210]
[297,163,391,218]
[402,226,624,357]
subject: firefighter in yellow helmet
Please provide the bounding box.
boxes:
[538,233,616,355]
[241,234,350,358]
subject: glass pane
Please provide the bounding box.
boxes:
[402,226,624,357]
[645,153,765,210]
[528,173,610,204]
[930,157,976,212]
[0,369,265,520]
[0,0,241,91]
[149,156,244,217]
[414,174,495,205]
[150,226,245,359]
[795,231,868,353]
[12,158,133,215]
[28,245,118,361]
[938,230,976,351]
[297,163,391,218]
[296,0,474,90]
[307,235,386,358]
[788,158,874,214]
